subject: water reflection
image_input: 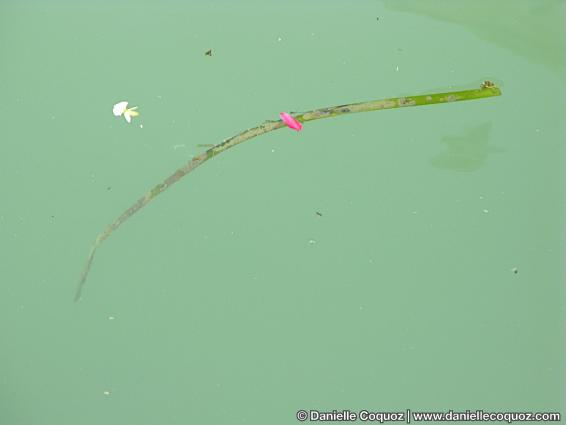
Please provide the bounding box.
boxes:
[383,0,566,81]
[430,122,503,172]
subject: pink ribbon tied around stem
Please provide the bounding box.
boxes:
[279,112,302,131]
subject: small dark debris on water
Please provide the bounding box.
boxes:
[512,267,518,274]
[50,215,55,219]
[205,49,212,56]
[376,17,379,21]
[107,186,111,191]
[315,211,323,217]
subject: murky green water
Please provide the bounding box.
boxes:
[1,1,564,424]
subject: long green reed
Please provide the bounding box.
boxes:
[75,82,502,301]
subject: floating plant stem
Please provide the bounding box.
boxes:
[75,82,501,301]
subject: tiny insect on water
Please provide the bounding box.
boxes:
[481,80,496,89]
[205,49,212,56]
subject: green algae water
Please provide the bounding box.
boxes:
[0,1,564,424]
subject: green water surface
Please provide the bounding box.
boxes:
[0,1,564,424]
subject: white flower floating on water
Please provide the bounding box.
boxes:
[112,101,139,123]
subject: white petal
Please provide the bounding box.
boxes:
[113,101,128,116]
[124,112,132,123]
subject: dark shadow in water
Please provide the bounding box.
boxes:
[382,0,566,81]
[430,122,503,172]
